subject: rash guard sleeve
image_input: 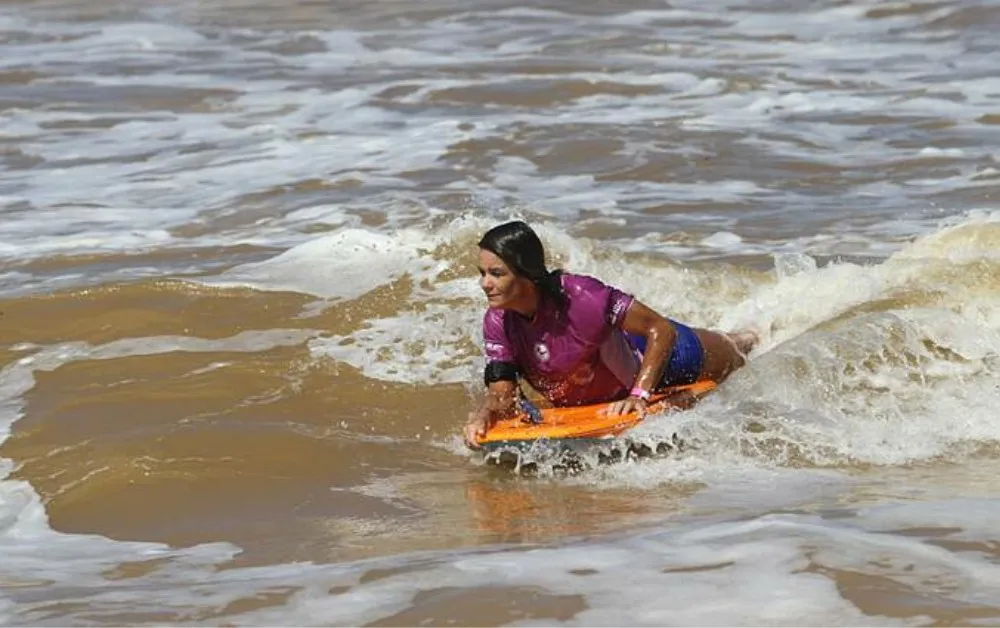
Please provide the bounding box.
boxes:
[482,308,520,384]
[605,284,634,328]
[483,308,516,363]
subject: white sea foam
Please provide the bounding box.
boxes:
[206,228,450,301]
[3,0,995,281]
[309,303,483,385]
[21,499,992,626]
[663,304,1000,469]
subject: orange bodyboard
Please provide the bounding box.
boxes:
[476,380,717,447]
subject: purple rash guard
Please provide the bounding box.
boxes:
[482,272,642,407]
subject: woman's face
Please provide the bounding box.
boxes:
[477,248,531,309]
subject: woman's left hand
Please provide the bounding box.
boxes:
[605,395,648,418]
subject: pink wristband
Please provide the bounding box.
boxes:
[629,386,651,401]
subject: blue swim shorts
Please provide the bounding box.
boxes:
[627,319,704,387]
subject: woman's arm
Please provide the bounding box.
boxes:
[606,299,677,417]
[464,380,519,449]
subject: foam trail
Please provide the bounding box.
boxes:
[8,492,996,625]
[206,228,451,301]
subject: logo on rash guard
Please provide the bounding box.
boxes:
[533,342,550,362]
[609,297,628,325]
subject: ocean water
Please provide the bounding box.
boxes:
[2,0,1000,624]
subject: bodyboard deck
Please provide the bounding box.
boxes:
[475,380,717,452]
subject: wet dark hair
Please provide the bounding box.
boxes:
[478,220,566,309]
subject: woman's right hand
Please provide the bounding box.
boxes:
[464,412,489,450]
[464,381,516,450]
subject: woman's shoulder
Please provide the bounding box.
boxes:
[483,307,507,325]
[559,271,614,295]
[559,272,634,325]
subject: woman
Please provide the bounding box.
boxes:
[464,220,757,449]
